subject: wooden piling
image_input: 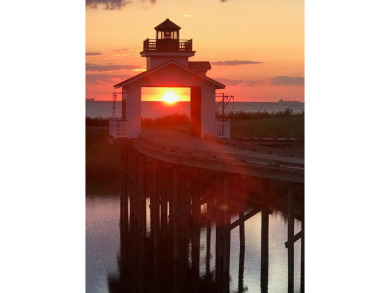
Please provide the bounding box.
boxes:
[238,208,245,293]
[172,168,185,293]
[206,196,212,277]
[192,182,201,292]
[151,161,161,292]
[287,187,295,293]
[161,190,168,242]
[215,174,223,293]
[301,212,305,293]
[222,174,231,293]
[261,179,270,293]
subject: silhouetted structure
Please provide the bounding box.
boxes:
[109,19,233,139]
[107,19,304,293]
[107,143,304,293]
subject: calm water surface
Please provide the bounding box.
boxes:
[86,194,302,293]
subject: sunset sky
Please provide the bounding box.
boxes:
[86,0,304,102]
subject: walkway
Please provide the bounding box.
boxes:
[132,129,304,183]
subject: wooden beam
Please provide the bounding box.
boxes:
[220,207,261,235]
[284,231,303,248]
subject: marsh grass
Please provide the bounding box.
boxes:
[85,111,304,191]
[86,126,121,194]
[231,116,304,139]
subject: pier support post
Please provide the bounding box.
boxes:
[261,179,270,293]
[151,161,161,292]
[238,194,245,293]
[301,211,305,293]
[215,175,223,293]
[161,189,168,243]
[172,168,185,293]
[137,153,146,292]
[287,187,295,293]
[222,174,231,293]
[192,182,201,292]
[206,195,212,278]
[119,145,130,291]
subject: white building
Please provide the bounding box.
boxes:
[109,19,230,139]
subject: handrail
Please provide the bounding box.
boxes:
[143,38,193,52]
[109,118,128,138]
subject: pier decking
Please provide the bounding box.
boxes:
[109,129,304,293]
[129,129,304,184]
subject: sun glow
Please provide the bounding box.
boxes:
[141,87,190,102]
[162,90,180,104]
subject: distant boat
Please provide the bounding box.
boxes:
[278,99,300,104]
[86,98,95,102]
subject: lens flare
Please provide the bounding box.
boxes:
[162,91,180,104]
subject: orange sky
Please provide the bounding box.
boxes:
[86,0,304,102]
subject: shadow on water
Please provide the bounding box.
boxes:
[101,145,304,293]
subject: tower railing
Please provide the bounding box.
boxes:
[143,38,193,52]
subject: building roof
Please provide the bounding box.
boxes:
[113,60,225,89]
[154,19,181,31]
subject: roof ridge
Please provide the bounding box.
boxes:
[113,60,224,89]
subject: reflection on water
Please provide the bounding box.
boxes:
[86,195,120,293]
[86,142,303,293]
[86,194,302,293]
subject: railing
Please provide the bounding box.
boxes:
[109,118,129,139]
[143,39,193,52]
[216,119,231,139]
[216,93,234,118]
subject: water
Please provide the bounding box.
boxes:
[86,193,302,293]
[86,100,304,292]
[86,101,304,119]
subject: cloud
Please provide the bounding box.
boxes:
[216,78,262,87]
[86,52,102,56]
[86,0,130,9]
[86,63,140,72]
[212,60,263,66]
[85,0,160,9]
[270,76,304,86]
[86,0,227,9]
[216,76,304,87]
[86,74,129,84]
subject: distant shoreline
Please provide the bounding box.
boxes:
[86,100,305,103]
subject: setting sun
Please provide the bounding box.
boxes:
[141,87,190,102]
[162,91,180,104]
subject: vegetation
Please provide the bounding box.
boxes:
[86,109,304,193]
[86,126,121,194]
[86,117,108,127]
[86,114,190,127]
[141,114,190,127]
[231,116,304,139]
[216,107,303,121]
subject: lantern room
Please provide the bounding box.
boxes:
[141,19,194,69]
[155,18,180,40]
[154,19,181,52]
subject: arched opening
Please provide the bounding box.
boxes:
[141,87,191,133]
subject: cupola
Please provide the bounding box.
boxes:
[141,19,195,69]
[155,18,181,41]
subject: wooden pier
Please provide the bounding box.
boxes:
[109,129,304,293]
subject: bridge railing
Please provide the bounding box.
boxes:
[109,118,129,139]
[216,119,231,139]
